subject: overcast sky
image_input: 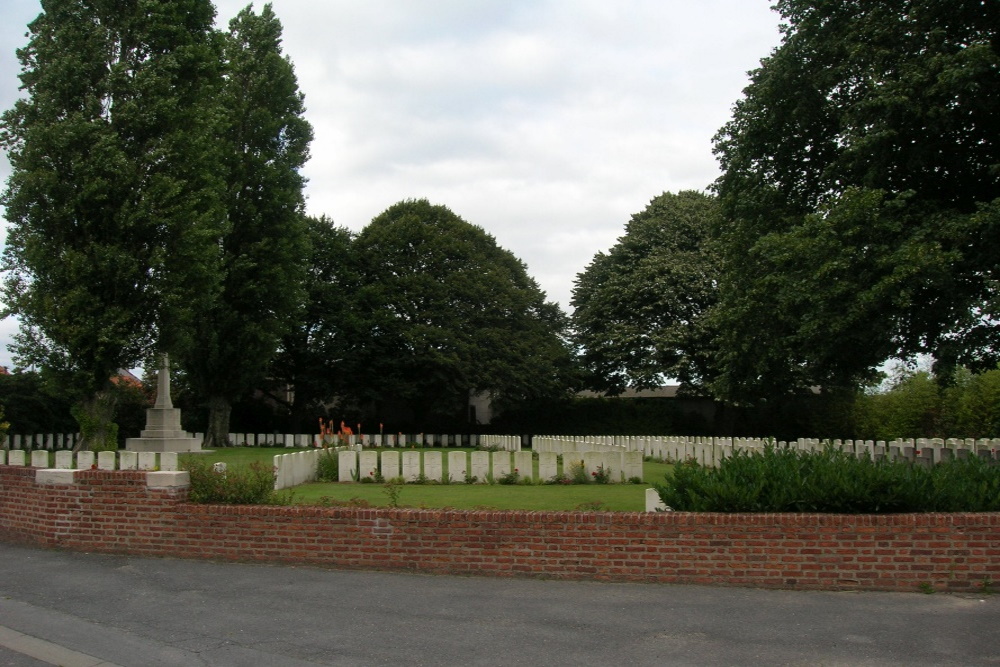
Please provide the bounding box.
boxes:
[0,0,783,370]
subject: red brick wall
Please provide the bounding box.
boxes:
[2,466,998,592]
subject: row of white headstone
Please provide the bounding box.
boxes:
[0,449,180,471]
[270,433,519,450]
[2,431,522,451]
[533,435,1000,468]
[273,449,642,490]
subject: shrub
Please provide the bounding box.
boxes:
[383,477,405,507]
[654,444,1000,513]
[497,468,520,485]
[316,449,339,481]
[591,465,612,484]
[183,459,278,504]
[568,460,590,484]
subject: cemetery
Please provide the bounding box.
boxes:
[2,431,999,593]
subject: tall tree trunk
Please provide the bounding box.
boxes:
[73,390,118,452]
[204,395,232,449]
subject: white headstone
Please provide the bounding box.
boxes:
[513,452,533,481]
[97,451,117,470]
[424,451,443,482]
[537,452,557,481]
[138,452,157,470]
[159,452,178,471]
[119,451,138,470]
[338,450,356,482]
[491,451,510,480]
[402,451,421,481]
[470,451,489,483]
[381,451,400,480]
[448,451,467,483]
[624,451,643,481]
[76,451,95,469]
[359,451,379,481]
[583,451,603,476]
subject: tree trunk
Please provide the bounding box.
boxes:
[204,395,232,449]
[73,390,118,452]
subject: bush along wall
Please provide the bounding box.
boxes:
[655,445,1000,513]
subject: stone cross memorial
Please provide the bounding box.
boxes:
[125,355,203,452]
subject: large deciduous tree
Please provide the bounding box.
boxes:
[711,0,1000,402]
[349,200,574,429]
[178,3,312,448]
[1,0,224,449]
[263,215,359,432]
[571,191,720,394]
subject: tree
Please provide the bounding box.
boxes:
[348,200,574,429]
[1,0,224,449]
[178,4,312,448]
[711,0,1000,402]
[0,369,75,435]
[571,191,720,395]
[263,215,359,432]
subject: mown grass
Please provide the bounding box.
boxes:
[182,447,672,512]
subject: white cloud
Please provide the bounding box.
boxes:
[0,0,783,369]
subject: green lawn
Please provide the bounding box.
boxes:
[182,447,672,512]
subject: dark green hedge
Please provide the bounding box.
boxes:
[654,445,1000,513]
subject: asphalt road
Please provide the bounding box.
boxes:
[0,541,996,666]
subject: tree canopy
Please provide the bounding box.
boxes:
[0,0,224,446]
[348,200,574,429]
[711,0,1000,402]
[178,3,312,448]
[571,191,720,395]
[264,215,359,431]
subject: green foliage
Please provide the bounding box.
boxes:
[349,199,575,429]
[856,371,943,440]
[711,1,1000,402]
[316,448,340,482]
[183,459,279,504]
[265,217,358,431]
[0,405,10,443]
[568,460,590,485]
[496,468,521,485]
[572,191,721,393]
[591,465,612,484]
[655,445,1000,513]
[0,0,225,409]
[383,477,405,508]
[70,393,118,452]
[851,366,1000,440]
[0,370,76,434]
[179,5,312,448]
[952,369,1000,438]
[491,395,711,436]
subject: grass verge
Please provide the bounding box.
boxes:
[182,447,671,512]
